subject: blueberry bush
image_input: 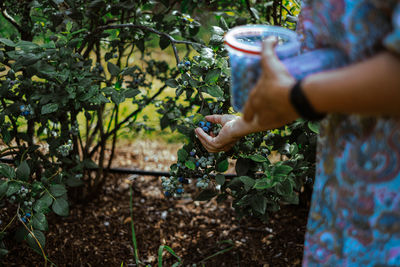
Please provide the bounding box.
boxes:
[161,0,317,221]
[0,0,312,262]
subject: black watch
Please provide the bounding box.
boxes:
[289,79,326,121]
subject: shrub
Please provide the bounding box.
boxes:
[0,0,313,261]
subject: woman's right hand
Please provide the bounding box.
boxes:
[195,114,242,152]
[195,114,268,152]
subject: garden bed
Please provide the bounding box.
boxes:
[2,140,309,266]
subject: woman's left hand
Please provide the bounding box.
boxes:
[242,36,299,128]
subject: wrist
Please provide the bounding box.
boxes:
[289,79,326,121]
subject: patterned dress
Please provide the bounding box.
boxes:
[297,1,400,266]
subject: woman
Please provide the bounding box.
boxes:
[195,0,400,265]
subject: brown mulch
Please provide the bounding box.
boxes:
[1,139,309,266]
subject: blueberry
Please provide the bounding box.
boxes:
[25,213,31,217]
[176,188,183,194]
[202,126,209,132]
[190,151,196,156]
[113,54,118,58]
[178,177,189,184]
[19,105,25,111]
[206,122,211,128]
[22,217,27,223]
[195,162,200,167]
[184,61,191,67]
[164,191,171,197]
[199,121,205,127]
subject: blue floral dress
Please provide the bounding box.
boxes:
[297,0,400,266]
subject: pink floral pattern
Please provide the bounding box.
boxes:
[299,0,400,266]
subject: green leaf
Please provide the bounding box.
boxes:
[308,121,320,134]
[206,85,224,98]
[111,91,125,104]
[185,160,195,170]
[0,181,8,197]
[33,193,53,212]
[0,38,16,47]
[216,159,229,172]
[211,26,224,36]
[235,158,249,176]
[158,245,182,267]
[107,62,120,76]
[239,176,255,191]
[16,161,30,181]
[177,149,188,162]
[159,35,170,50]
[123,86,139,97]
[253,178,271,190]
[26,230,46,253]
[195,189,217,201]
[0,248,8,257]
[32,213,48,231]
[0,164,16,179]
[165,79,179,88]
[66,176,84,187]
[215,174,225,185]
[205,69,220,84]
[276,179,293,196]
[16,41,39,50]
[272,164,293,179]
[52,197,69,216]
[50,184,67,197]
[83,159,98,169]
[41,103,58,115]
[251,195,267,214]
[6,182,19,197]
[249,154,268,163]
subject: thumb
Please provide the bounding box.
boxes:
[261,36,279,71]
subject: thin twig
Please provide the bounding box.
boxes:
[1,9,22,32]
[281,3,294,16]
[245,0,257,21]
[89,84,168,158]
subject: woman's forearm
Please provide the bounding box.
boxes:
[302,51,400,116]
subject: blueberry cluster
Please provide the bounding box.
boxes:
[19,105,33,117]
[198,120,220,136]
[196,174,210,189]
[21,212,31,223]
[177,60,191,71]
[57,139,73,157]
[161,176,186,197]
[195,154,215,169]
[207,102,220,114]
[198,121,212,133]
[8,186,35,208]
[70,121,80,136]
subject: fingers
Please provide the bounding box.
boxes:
[204,114,223,125]
[195,127,231,153]
[195,127,217,152]
[262,36,279,70]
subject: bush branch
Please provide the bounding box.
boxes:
[81,24,205,65]
[0,8,22,32]
[89,84,168,158]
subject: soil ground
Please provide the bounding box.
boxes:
[1,139,309,266]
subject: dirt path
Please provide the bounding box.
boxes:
[2,139,309,266]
